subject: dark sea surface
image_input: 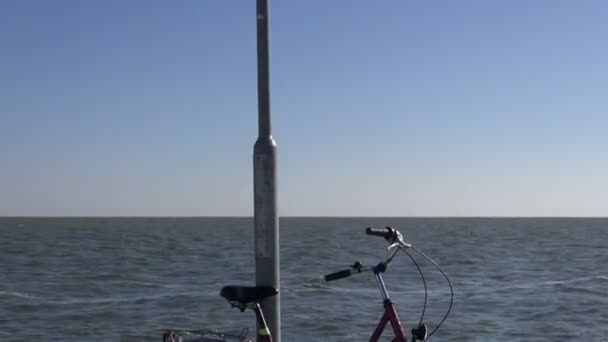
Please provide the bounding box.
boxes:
[1,217,607,341]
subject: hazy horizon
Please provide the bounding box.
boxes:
[2,215,607,219]
[2,1,607,217]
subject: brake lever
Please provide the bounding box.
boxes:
[394,230,412,249]
[387,242,401,250]
[387,238,411,250]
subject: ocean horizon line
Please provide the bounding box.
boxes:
[1,215,607,219]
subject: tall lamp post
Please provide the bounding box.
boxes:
[253,0,280,341]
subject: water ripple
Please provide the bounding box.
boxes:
[1,217,607,341]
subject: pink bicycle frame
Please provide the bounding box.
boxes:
[369,271,407,342]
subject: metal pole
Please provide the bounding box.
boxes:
[254,0,280,341]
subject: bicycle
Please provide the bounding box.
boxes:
[163,226,452,342]
[162,285,278,342]
[323,226,453,342]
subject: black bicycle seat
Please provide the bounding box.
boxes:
[220,285,278,305]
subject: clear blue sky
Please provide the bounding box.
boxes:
[1,1,607,216]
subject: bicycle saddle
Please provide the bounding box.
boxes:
[220,285,278,305]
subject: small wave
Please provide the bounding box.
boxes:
[302,277,326,288]
[0,290,36,299]
[48,292,171,305]
[114,280,186,289]
[47,290,210,305]
[538,275,608,286]
[468,275,607,296]
[1,290,206,306]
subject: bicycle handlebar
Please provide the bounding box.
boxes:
[324,261,368,282]
[321,226,451,339]
[324,269,352,281]
[366,226,408,246]
[365,226,394,239]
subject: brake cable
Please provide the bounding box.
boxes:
[401,249,428,327]
[410,245,454,340]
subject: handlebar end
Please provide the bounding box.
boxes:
[324,269,352,282]
[366,226,394,239]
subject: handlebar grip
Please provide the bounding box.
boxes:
[324,269,352,281]
[366,227,392,239]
